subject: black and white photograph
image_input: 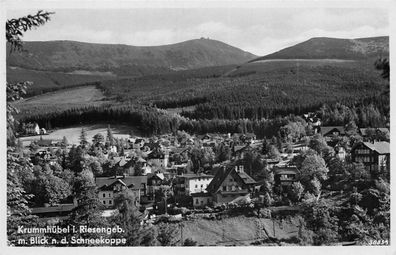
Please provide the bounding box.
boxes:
[3,0,393,252]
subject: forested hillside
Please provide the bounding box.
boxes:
[251,36,388,62]
[7,38,256,75]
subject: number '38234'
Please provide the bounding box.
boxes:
[368,239,389,245]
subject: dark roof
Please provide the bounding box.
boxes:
[236,170,256,185]
[96,176,147,190]
[234,145,253,153]
[177,173,213,179]
[266,159,280,164]
[320,126,345,136]
[147,148,165,159]
[273,166,300,175]
[31,204,76,214]
[144,142,161,150]
[37,139,53,146]
[170,147,188,154]
[362,142,390,154]
[113,157,128,167]
[207,167,232,194]
[135,138,144,144]
[191,192,212,197]
[207,164,256,193]
[147,173,165,181]
[26,122,39,128]
[359,128,389,136]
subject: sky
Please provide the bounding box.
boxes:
[6,7,389,56]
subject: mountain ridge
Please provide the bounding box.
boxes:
[6,38,257,76]
[250,36,389,62]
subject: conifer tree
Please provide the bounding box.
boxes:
[79,128,88,147]
[106,124,114,146]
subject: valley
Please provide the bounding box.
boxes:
[6,8,390,248]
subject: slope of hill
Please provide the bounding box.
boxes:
[7,66,116,96]
[6,38,256,76]
[251,36,388,62]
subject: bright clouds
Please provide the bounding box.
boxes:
[8,7,388,56]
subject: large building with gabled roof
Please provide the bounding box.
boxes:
[207,161,257,205]
[351,141,390,173]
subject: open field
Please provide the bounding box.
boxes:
[19,123,143,146]
[7,66,115,96]
[14,85,113,118]
[18,85,106,105]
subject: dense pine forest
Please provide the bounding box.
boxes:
[17,57,389,138]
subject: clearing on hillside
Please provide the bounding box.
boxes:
[14,85,112,118]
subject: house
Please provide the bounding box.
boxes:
[334,145,347,161]
[192,192,213,208]
[319,126,345,141]
[273,166,300,190]
[351,141,390,173]
[147,173,165,200]
[165,163,187,177]
[240,133,256,144]
[143,141,162,151]
[95,176,147,208]
[266,159,281,170]
[109,145,118,153]
[37,138,53,147]
[359,128,390,142]
[206,163,257,205]
[174,173,214,196]
[124,157,152,176]
[25,122,40,135]
[133,138,146,149]
[32,150,58,165]
[233,144,254,159]
[31,200,78,220]
[146,147,169,168]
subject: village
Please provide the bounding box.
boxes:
[14,112,390,243]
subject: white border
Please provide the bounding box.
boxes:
[0,1,395,255]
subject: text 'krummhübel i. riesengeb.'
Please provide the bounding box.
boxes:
[17,225,124,235]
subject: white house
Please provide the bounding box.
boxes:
[177,174,214,196]
[25,122,40,135]
[96,176,147,207]
[146,148,169,168]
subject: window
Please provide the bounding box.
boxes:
[103,200,106,204]
[201,200,204,205]
[195,199,198,204]
[109,200,112,204]
[223,186,227,191]
[195,184,198,188]
[201,184,203,188]
[103,193,106,198]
